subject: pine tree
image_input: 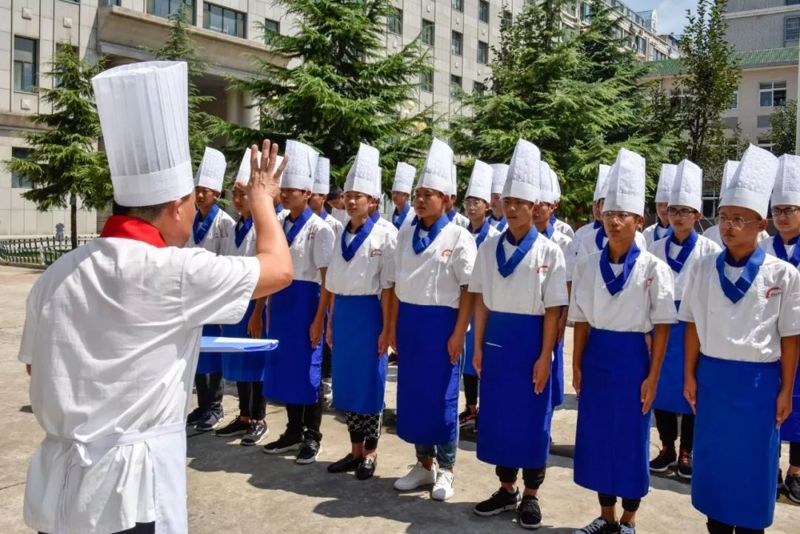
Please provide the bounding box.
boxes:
[769,100,796,156]
[4,44,110,249]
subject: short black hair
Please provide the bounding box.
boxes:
[328,185,343,200]
[112,192,192,222]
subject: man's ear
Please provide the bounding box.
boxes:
[758,218,768,232]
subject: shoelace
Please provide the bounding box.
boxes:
[582,518,610,533]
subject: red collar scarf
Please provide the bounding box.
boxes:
[100,215,167,248]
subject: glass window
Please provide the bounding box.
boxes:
[479,0,490,23]
[785,16,800,42]
[11,148,33,189]
[420,68,433,93]
[729,90,738,110]
[387,8,402,35]
[759,81,787,107]
[13,37,37,93]
[102,0,121,5]
[148,0,195,23]
[580,1,592,21]
[421,19,434,46]
[203,3,246,38]
[451,30,463,56]
[477,40,489,64]
[450,75,462,97]
[473,81,487,95]
[452,0,464,13]
[264,18,279,45]
[501,9,512,30]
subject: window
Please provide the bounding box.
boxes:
[729,90,738,110]
[757,136,774,153]
[452,0,464,13]
[479,0,490,23]
[203,3,246,38]
[477,40,489,64]
[148,0,195,23]
[11,148,33,189]
[451,30,463,56]
[264,19,280,45]
[501,9,512,30]
[580,2,592,21]
[473,81,486,95]
[786,16,800,42]
[421,19,434,46]
[450,75,462,97]
[102,0,121,5]
[634,35,647,55]
[760,81,787,107]
[13,37,37,93]
[420,68,433,93]
[387,8,402,35]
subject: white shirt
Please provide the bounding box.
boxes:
[554,218,575,239]
[643,222,671,247]
[704,224,770,248]
[678,253,800,363]
[649,234,721,299]
[469,232,569,315]
[18,239,259,534]
[569,249,677,332]
[185,207,235,254]
[375,214,399,238]
[393,205,416,232]
[221,217,257,257]
[326,223,396,296]
[393,221,477,308]
[279,210,335,283]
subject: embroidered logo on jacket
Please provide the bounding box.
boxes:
[766,286,782,299]
[370,249,383,257]
[536,264,550,273]
[441,249,453,257]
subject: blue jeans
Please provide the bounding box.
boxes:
[415,426,459,469]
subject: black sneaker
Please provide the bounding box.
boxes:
[186,407,204,426]
[262,433,303,455]
[295,439,321,465]
[327,453,362,473]
[786,472,800,504]
[473,488,520,517]
[677,448,692,479]
[573,517,619,534]
[240,421,268,446]
[649,445,677,473]
[459,408,478,430]
[195,410,224,432]
[215,417,250,437]
[517,495,542,530]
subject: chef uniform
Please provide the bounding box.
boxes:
[571,164,611,249]
[569,149,676,519]
[370,181,399,238]
[489,164,509,231]
[312,156,343,237]
[642,164,677,247]
[391,162,417,231]
[18,61,261,534]
[680,145,800,533]
[448,163,471,229]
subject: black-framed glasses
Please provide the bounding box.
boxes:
[667,207,695,218]
[771,206,800,217]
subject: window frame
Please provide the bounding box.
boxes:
[785,15,800,43]
[11,148,33,189]
[451,30,463,57]
[203,2,246,39]
[421,19,434,46]
[477,40,489,65]
[264,18,280,45]
[420,68,433,93]
[759,81,787,108]
[478,0,490,24]
[450,74,462,97]
[452,0,464,13]
[387,7,403,35]
[13,37,38,94]
[147,0,196,24]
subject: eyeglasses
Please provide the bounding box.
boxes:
[771,206,800,217]
[601,211,635,222]
[464,198,486,207]
[718,214,759,230]
[667,207,695,218]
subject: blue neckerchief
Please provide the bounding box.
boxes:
[773,234,800,267]
[447,209,458,222]
[495,216,507,231]
[193,203,219,245]
[542,223,555,239]
[594,225,607,250]
[410,215,419,226]
[341,216,375,262]
[496,226,539,278]
[600,242,641,296]
[393,204,410,229]
[715,247,766,304]
[283,206,313,246]
[370,211,381,224]
[654,223,672,241]
[235,216,253,248]
[471,219,491,248]
[276,203,284,213]
[320,209,328,221]
[412,214,450,254]
[550,213,557,225]
[665,230,698,273]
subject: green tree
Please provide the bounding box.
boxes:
[5,44,110,249]
[769,99,796,156]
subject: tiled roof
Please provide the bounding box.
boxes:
[643,47,799,77]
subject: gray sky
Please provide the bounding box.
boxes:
[624,0,699,36]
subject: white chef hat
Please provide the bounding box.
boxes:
[722,160,740,191]
[603,148,646,216]
[502,139,541,203]
[235,148,260,186]
[281,140,319,191]
[538,161,560,204]
[719,144,778,219]
[490,164,509,195]
[465,160,493,203]
[448,164,458,197]
[344,143,381,197]
[392,162,415,194]
[195,147,226,192]
[551,168,562,202]
[312,156,331,195]
[655,164,678,203]
[416,138,454,195]
[669,159,703,213]
[771,154,800,207]
[92,61,192,207]
[593,164,612,202]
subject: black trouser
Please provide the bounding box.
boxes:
[322,341,333,379]
[286,401,323,442]
[598,493,641,512]
[463,374,479,406]
[42,523,155,534]
[706,517,763,534]
[195,372,223,414]
[237,381,266,420]
[791,441,800,467]
[654,409,694,451]
[347,411,382,450]
[496,465,546,490]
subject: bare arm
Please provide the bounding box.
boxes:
[572,321,590,395]
[778,335,800,426]
[472,293,488,377]
[683,321,701,414]
[533,306,560,394]
[378,287,394,356]
[309,268,331,347]
[641,323,670,413]
[448,287,474,364]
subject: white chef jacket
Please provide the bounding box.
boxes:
[185,206,235,254]
[393,205,416,232]
[375,215,399,238]
[679,251,800,363]
[331,207,349,227]
[470,221,501,245]
[18,238,259,534]
[568,249,677,332]
[451,211,470,229]
[648,234,721,299]
[704,224,770,248]
[760,235,798,262]
[549,229,574,282]
[642,222,671,247]
[554,218,575,239]
[321,211,344,239]
[469,232,569,315]
[279,210,335,283]
[221,217,257,257]
[326,223,397,296]
[393,221,477,309]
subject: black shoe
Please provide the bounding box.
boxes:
[328,453,362,473]
[459,408,478,429]
[356,457,377,480]
[786,472,800,504]
[473,488,520,517]
[649,445,677,473]
[517,495,542,530]
[215,417,250,437]
[573,517,620,534]
[677,448,692,479]
[186,407,204,426]
[241,421,268,446]
[295,439,321,465]
[262,433,303,455]
[195,411,224,432]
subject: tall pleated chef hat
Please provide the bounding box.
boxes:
[771,154,800,207]
[465,160,493,203]
[280,140,319,191]
[312,156,331,196]
[92,61,193,206]
[416,138,454,195]
[655,164,678,203]
[195,147,226,193]
[551,167,562,202]
[669,159,703,213]
[538,161,560,204]
[490,164,509,195]
[602,148,646,216]
[502,139,542,203]
[448,164,458,197]
[392,162,415,194]
[344,143,381,197]
[719,144,778,219]
[593,164,612,202]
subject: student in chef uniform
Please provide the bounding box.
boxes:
[391,161,417,231]
[215,149,272,447]
[681,145,800,533]
[761,154,800,503]
[642,164,677,247]
[704,161,771,248]
[648,160,720,479]
[547,169,575,239]
[390,138,477,501]
[571,164,611,249]
[445,164,471,228]
[18,61,292,534]
[489,164,509,231]
[469,140,568,529]
[570,149,676,534]
[262,140,335,464]
[328,185,349,226]
[368,181,399,237]
[459,159,501,430]
[324,143,396,481]
[186,147,236,432]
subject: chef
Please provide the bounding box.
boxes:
[310,156,343,237]
[488,163,509,231]
[642,164,677,246]
[391,161,417,231]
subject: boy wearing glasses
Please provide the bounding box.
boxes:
[648,160,720,479]
[681,145,800,533]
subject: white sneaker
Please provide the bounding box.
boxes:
[393,461,437,491]
[430,468,455,501]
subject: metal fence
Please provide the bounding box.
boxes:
[0,236,97,267]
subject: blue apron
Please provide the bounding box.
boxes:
[781,366,800,442]
[262,280,323,404]
[331,294,387,414]
[462,319,477,377]
[196,324,223,374]
[693,355,780,529]
[220,300,268,381]
[477,312,552,468]
[653,301,692,414]
[551,339,565,408]
[574,328,651,499]
[396,301,460,444]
